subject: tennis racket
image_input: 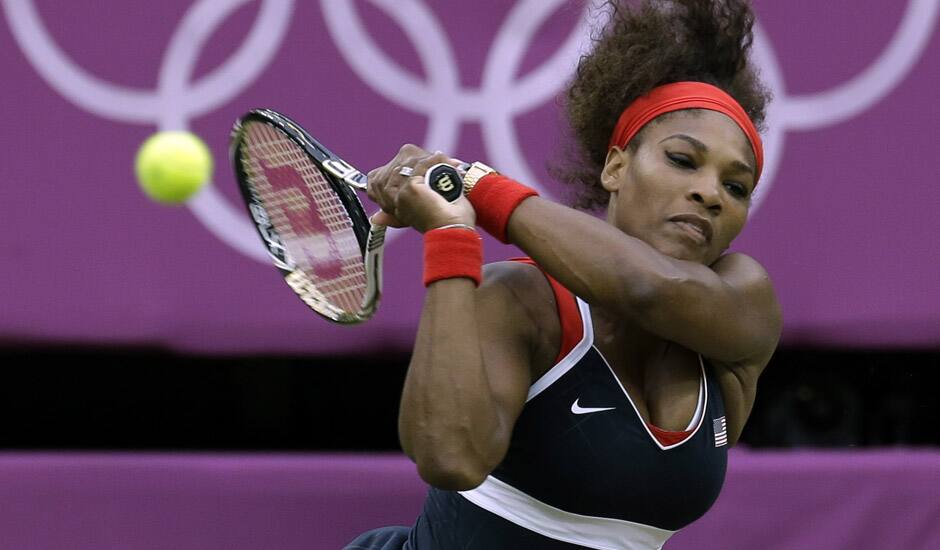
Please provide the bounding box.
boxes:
[229,108,464,324]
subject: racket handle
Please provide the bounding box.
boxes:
[424,163,464,202]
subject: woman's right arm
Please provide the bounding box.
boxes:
[366,146,555,491]
[398,261,550,491]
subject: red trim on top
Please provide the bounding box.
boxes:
[647,423,694,447]
[509,258,583,364]
[510,259,697,448]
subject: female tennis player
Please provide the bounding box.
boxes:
[347,0,780,548]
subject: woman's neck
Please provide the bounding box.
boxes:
[590,304,671,369]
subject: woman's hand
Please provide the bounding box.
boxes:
[367,145,475,232]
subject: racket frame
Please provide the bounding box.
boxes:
[230,108,384,324]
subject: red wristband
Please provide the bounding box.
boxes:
[423,227,483,287]
[466,174,539,243]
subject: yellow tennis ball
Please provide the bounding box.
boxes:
[135,131,213,204]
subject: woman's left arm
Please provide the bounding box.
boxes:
[505,197,782,365]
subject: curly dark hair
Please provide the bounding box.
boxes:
[556,0,771,210]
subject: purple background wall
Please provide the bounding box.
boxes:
[1,1,938,355]
[2,450,938,550]
[2,3,939,549]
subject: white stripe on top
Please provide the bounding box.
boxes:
[597,349,708,451]
[527,297,594,401]
[459,475,674,550]
[526,297,707,451]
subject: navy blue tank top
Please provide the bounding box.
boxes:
[409,270,729,549]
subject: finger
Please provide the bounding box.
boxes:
[366,164,393,203]
[435,151,468,169]
[412,151,455,176]
[371,210,406,228]
[392,164,418,181]
[389,144,428,180]
[397,143,427,160]
[370,164,408,209]
[399,176,450,207]
[367,144,422,190]
[366,170,381,203]
[373,179,397,211]
[367,144,430,207]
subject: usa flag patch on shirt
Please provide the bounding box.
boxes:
[714,416,728,447]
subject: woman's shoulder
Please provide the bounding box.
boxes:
[481,260,558,314]
[480,260,562,371]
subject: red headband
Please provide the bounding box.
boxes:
[608,81,763,181]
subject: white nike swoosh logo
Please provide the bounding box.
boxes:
[570,398,616,415]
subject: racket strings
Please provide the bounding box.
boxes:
[241,122,367,314]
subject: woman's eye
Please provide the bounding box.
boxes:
[724,182,748,198]
[667,152,695,169]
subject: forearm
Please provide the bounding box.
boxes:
[399,278,503,487]
[506,197,681,312]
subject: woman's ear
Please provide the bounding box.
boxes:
[601,147,628,192]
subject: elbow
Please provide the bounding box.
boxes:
[415,454,488,491]
[399,421,494,490]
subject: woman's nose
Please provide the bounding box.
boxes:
[689,179,722,213]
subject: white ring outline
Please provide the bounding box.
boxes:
[2,0,292,122]
[3,0,938,262]
[2,0,294,262]
[780,0,940,131]
[164,0,294,262]
[322,0,938,217]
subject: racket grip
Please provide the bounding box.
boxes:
[424,163,464,202]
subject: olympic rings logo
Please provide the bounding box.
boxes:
[3,0,938,263]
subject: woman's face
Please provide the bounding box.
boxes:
[601,110,757,265]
